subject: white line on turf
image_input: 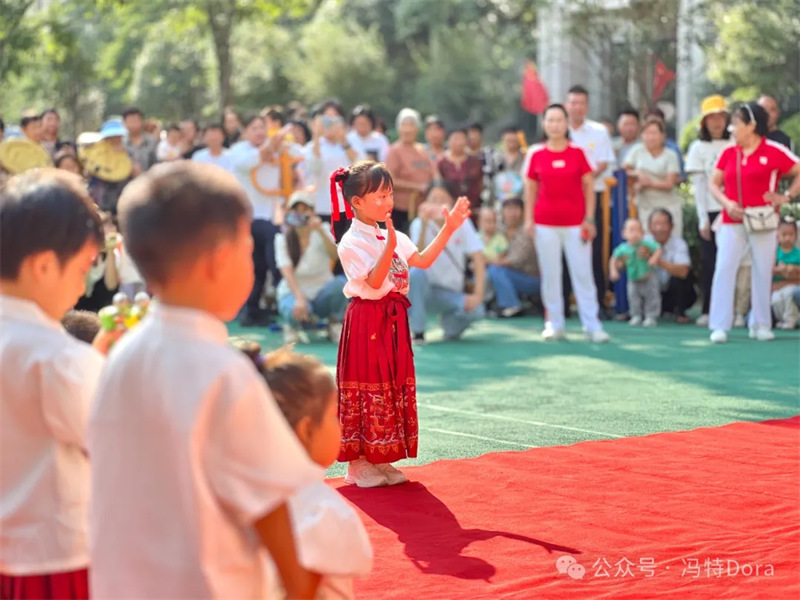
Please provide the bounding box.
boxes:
[420,404,624,439]
[422,427,538,448]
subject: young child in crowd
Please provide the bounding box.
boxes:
[478,205,508,264]
[334,160,471,488]
[62,310,102,344]
[610,218,663,327]
[771,219,800,330]
[88,162,324,599]
[0,169,113,600]
[156,124,183,161]
[241,344,373,599]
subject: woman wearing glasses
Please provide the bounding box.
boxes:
[708,102,800,343]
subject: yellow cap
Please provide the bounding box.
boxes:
[700,95,728,118]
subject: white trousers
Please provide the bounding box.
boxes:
[771,285,799,327]
[709,225,777,332]
[535,225,602,332]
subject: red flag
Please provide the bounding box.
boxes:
[652,58,676,102]
[521,61,549,114]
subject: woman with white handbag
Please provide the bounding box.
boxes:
[707,102,800,343]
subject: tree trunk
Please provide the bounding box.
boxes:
[205,0,236,115]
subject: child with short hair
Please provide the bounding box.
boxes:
[62,310,102,344]
[88,161,324,599]
[240,344,373,600]
[0,169,110,600]
[477,205,508,263]
[771,219,800,330]
[334,160,471,487]
[156,124,183,161]
[610,218,663,327]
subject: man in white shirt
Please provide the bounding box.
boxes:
[0,169,110,596]
[565,84,617,318]
[407,193,486,342]
[644,209,696,322]
[347,104,389,162]
[229,115,284,326]
[303,101,364,241]
[192,123,233,172]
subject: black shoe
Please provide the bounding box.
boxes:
[412,332,426,346]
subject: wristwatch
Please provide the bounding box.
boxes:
[343,143,352,151]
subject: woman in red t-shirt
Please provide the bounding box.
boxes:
[524,103,609,342]
[707,102,800,344]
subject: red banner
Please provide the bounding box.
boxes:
[520,61,549,115]
[652,58,676,102]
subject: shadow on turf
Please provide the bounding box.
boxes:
[340,482,580,581]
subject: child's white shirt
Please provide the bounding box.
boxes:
[88,303,324,599]
[337,218,418,300]
[268,482,374,599]
[156,139,182,161]
[0,295,104,574]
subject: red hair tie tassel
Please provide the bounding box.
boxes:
[329,167,354,237]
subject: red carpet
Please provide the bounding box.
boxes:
[334,417,800,599]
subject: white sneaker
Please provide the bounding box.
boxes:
[586,330,610,343]
[374,463,407,485]
[283,325,300,345]
[710,330,727,344]
[501,306,523,318]
[629,316,643,327]
[327,321,343,343]
[696,314,709,326]
[542,325,566,341]
[643,317,658,327]
[748,327,775,342]
[344,459,389,488]
[733,314,746,328]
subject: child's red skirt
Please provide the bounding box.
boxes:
[337,292,417,464]
[0,569,88,600]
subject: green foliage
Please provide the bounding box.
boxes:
[679,114,702,154]
[284,6,395,117]
[779,113,800,152]
[706,0,800,99]
[130,18,216,122]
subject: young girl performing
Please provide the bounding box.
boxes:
[332,161,471,488]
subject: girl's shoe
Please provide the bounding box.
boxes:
[374,463,408,485]
[344,459,389,488]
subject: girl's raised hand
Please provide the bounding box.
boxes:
[444,196,471,231]
[385,213,397,249]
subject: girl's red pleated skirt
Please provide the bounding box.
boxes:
[0,569,88,600]
[337,292,417,464]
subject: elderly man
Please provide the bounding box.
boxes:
[643,209,697,322]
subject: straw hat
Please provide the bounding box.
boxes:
[79,139,132,182]
[700,95,728,119]
[0,138,53,174]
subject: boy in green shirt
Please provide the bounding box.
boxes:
[771,220,800,330]
[610,218,663,326]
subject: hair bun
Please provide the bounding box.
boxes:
[332,167,349,182]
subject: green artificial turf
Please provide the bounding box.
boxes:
[229,317,800,478]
